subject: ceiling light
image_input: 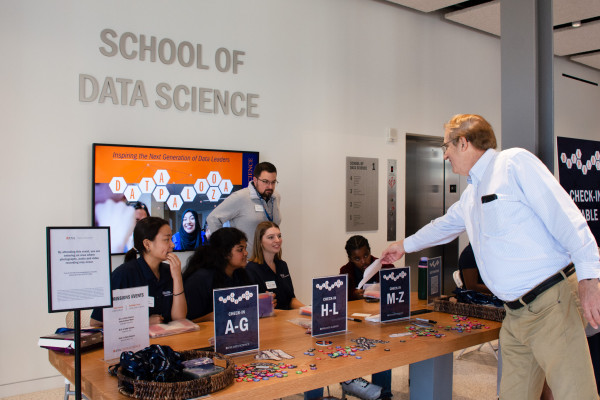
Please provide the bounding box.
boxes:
[572,21,582,28]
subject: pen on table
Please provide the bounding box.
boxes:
[347,317,362,322]
[415,318,437,324]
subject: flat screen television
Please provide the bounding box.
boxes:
[93,143,259,254]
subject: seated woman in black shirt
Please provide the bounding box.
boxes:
[91,217,187,326]
[246,221,304,310]
[183,227,251,321]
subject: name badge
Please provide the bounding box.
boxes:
[255,204,264,212]
[148,296,155,307]
[266,281,277,290]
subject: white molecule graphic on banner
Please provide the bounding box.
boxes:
[218,291,255,304]
[111,169,233,210]
[382,270,407,281]
[315,279,345,291]
[560,149,600,176]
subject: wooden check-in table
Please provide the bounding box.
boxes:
[48,297,501,400]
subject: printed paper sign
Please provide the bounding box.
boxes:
[213,285,259,355]
[46,227,112,312]
[312,275,347,337]
[103,286,149,361]
[380,267,410,322]
[357,258,382,289]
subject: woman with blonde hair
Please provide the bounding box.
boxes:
[246,221,303,310]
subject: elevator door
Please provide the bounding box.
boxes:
[405,135,460,295]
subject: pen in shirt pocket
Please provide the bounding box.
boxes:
[481,194,498,204]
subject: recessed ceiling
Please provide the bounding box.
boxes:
[444,0,500,36]
[571,53,600,70]
[384,0,468,13]
[386,0,600,71]
[554,19,600,56]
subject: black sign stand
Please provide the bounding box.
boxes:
[74,310,82,400]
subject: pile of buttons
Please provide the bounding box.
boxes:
[350,337,389,349]
[401,315,491,338]
[305,345,362,359]
[327,345,358,359]
[439,315,490,334]
[304,338,389,360]
[234,362,307,382]
[407,325,444,338]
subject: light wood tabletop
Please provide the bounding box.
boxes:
[48,297,501,399]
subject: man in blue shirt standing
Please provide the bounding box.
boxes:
[382,114,600,399]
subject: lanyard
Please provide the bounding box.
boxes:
[262,199,274,221]
[252,183,274,221]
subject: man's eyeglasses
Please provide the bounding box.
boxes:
[441,138,458,153]
[256,178,279,186]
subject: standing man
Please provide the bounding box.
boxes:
[382,114,600,399]
[207,162,281,256]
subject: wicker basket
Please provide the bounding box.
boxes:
[434,297,505,322]
[115,350,235,400]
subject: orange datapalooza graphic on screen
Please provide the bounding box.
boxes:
[94,145,244,185]
[93,144,258,254]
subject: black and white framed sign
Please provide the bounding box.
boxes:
[46,227,112,312]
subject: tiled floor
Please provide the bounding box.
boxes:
[1,387,64,400]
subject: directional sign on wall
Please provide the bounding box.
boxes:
[346,157,378,232]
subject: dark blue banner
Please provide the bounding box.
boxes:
[427,256,441,303]
[213,285,259,355]
[242,152,259,187]
[311,275,347,337]
[557,136,600,243]
[380,267,410,322]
